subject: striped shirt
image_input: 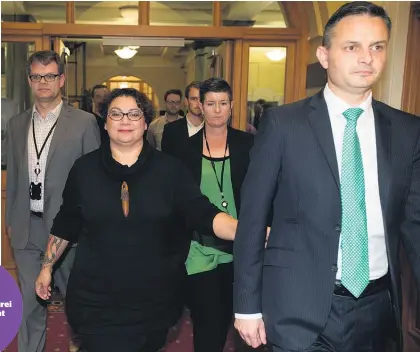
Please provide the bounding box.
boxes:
[28,101,63,212]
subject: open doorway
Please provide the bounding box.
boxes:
[103,75,159,114]
[57,37,232,119]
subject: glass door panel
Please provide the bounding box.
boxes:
[247,46,287,131]
[1,35,42,282]
[1,36,42,169]
[234,41,296,132]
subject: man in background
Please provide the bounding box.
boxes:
[253,98,266,130]
[161,81,204,156]
[147,89,183,150]
[91,84,109,142]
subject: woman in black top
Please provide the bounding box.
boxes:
[34,88,237,352]
[177,78,254,352]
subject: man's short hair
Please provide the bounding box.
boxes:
[92,84,108,98]
[322,1,392,48]
[164,89,182,102]
[26,50,64,76]
[185,81,202,99]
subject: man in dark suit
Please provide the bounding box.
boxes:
[6,50,100,352]
[161,81,204,156]
[233,2,420,352]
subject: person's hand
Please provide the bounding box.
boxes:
[234,318,267,348]
[265,227,271,248]
[35,267,52,300]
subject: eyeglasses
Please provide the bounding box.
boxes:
[166,100,181,105]
[108,108,144,121]
[29,73,61,82]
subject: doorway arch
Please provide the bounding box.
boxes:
[103,75,160,113]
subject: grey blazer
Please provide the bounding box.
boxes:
[5,103,101,250]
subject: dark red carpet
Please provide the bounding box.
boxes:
[4,302,267,352]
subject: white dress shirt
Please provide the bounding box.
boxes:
[28,101,63,212]
[235,85,388,320]
[324,84,388,280]
[186,114,204,137]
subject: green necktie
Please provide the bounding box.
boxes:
[340,107,369,298]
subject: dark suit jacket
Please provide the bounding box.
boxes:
[93,112,108,143]
[161,118,194,157]
[177,126,254,252]
[233,91,420,351]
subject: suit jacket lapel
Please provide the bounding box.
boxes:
[308,91,340,190]
[181,118,189,139]
[46,104,71,171]
[373,100,392,218]
[187,129,204,185]
[227,127,243,210]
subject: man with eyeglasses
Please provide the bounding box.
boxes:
[5,50,100,352]
[147,89,183,150]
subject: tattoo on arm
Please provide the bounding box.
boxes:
[42,235,69,269]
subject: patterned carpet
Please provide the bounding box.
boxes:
[4,300,267,352]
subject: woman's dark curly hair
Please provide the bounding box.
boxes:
[100,88,155,126]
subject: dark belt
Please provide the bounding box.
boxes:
[30,210,43,219]
[334,274,390,298]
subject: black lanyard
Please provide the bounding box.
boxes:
[203,128,229,211]
[32,117,58,176]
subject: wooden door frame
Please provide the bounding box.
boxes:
[401,2,420,115]
[1,34,44,49]
[1,1,310,132]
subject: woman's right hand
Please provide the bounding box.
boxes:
[35,267,52,300]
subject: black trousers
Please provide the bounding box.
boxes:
[79,329,168,352]
[186,262,234,352]
[272,289,394,352]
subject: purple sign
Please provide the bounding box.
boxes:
[0,266,23,350]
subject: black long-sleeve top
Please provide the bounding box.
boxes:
[51,141,220,335]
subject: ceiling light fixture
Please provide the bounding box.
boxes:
[114,46,138,60]
[265,49,286,62]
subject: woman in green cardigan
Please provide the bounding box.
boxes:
[178,78,254,352]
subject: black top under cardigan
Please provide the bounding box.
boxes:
[51,140,220,335]
[176,126,254,253]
